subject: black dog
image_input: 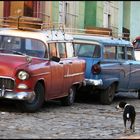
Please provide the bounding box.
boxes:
[116,101,136,133]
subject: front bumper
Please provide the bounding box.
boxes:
[85,79,103,86]
[0,90,35,101]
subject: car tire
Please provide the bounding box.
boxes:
[20,82,45,112]
[100,83,116,105]
[61,86,76,106]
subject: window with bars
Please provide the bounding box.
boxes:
[59,1,79,28]
[103,1,111,28]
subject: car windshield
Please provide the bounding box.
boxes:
[74,43,100,58]
[0,35,46,58]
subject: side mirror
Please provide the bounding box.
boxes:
[132,40,136,45]
[50,56,60,62]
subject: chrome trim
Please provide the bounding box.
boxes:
[85,79,103,86]
[0,91,35,101]
[126,69,140,77]
[0,76,15,81]
[64,72,84,78]
[32,72,50,77]
[0,89,12,92]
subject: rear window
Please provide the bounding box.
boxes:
[74,43,100,58]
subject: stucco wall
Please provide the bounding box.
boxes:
[77,1,85,29]
[52,1,59,23]
[123,1,130,30]
[85,1,97,27]
[110,1,119,36]
[118,1,123,37]
[96,1,103,27]
[130,1,140,41]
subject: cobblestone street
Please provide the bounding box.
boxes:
[0,92,140,139]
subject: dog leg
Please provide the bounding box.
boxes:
[130,119,135,132]
[124,119,127,133]
[132,120,135,132]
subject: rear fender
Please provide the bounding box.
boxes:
[101,78,119,89]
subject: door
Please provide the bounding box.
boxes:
[48,43,64,98]
[56,42,72,95]
[127,47,140,90]
[117,46,131,90]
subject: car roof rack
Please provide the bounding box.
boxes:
[64,27,130,41]
[0,16,130,40]
[64,27,112,37]
[0,16,65,31]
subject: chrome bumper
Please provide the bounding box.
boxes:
[0,91,35,101]
[85,79,103,86]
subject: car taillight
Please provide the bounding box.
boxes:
[91,63,101,74]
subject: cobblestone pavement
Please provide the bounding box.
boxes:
[0,92,140,139]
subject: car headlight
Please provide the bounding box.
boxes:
[18,71,29,80]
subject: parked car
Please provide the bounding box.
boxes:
[73,34,140,105]
[132,36,140,60]
[0,16,86,112]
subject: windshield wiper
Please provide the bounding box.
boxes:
[12,50,25,55]
[0,49,25,55]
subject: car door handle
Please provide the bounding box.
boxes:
[69,61,72,64]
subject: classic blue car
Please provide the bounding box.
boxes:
[73,34,140,104]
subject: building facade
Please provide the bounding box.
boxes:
[0,1,140,41]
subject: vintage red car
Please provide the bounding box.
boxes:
[0,16,86,112]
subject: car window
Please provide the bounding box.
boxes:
[74,43,80,55]
[25,39,46,58]
[74,43,100,58]
[0,35,46,58]
[117,46,125,60]
[0,36,21,50]
[127,47,134,60]
[56,42,67,58]
[104,46,116,59]
[66,42,75,58]
[49,43,57,58]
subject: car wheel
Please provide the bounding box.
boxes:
[61,86,76,106]
[20,82,45,112]
[100,83,116,105]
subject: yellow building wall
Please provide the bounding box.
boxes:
[0,1,3,17]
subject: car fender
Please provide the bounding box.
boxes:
[101,77,119,89]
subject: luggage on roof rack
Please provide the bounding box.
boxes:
[0,16,65,31]
[0,16,43,30]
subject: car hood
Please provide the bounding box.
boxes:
[0,54,44,77]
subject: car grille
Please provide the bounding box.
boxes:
[0,78,15,90]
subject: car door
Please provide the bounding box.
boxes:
[116,46,130,90]
[56,42,72,95]
[48,43,64,98]
[126,47,140,90]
